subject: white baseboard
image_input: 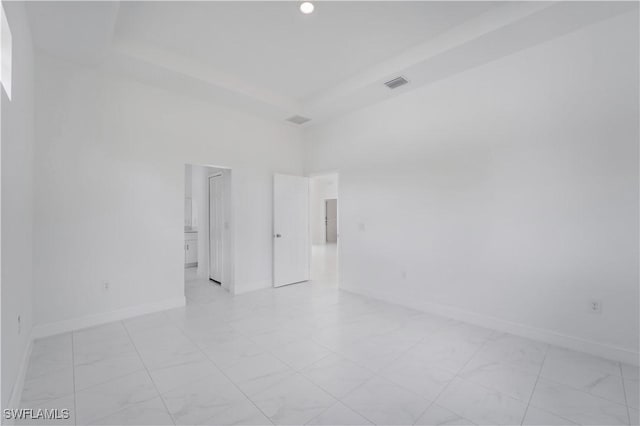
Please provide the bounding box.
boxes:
[6,330,33,416]
[31,297,186,339]
[343,286,640,367]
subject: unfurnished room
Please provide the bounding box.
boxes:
[1,1,639,425]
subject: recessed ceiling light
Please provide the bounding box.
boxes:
[300,2,314,14]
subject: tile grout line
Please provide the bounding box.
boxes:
[521,350,598,426]
[25,331,140,423]
[330,375,383,426]
[253,309,389,422]
[302,402,335,426]
[528,364,632,408]
[197,349,276,426]
[520,343,549,425]
[620,363,632,426]
[299,352,375,405]
[67,351,146,392]
[409,330,495,426]
[302,320,438,426]
[121,320,177,426]
[174,320,277,426]
[310,320,491,425]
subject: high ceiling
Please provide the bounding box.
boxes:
[114,2,497,100]
[25,1,638,126]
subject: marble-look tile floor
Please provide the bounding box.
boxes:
[18,245,639,425]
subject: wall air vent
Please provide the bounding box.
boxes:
[384,76,409,89]
[286,115,311,125]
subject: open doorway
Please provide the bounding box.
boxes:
[325,198,338,243]
[184,163,233,303]
[309,173,339,286]
[208,173,224,284]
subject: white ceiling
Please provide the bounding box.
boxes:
[25,1,119,65]
[114,2,497,100]
[25,1,639,126]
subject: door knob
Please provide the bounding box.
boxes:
[275,234,282,238]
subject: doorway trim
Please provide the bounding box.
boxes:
[183,163,235,295]
[307,171,340,286]
[208,172,224,284]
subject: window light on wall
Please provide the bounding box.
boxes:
[1,2,12,100]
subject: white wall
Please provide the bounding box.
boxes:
[305,11,639,361]
[1,1,34,408]
[310,173,338,245]
[32,52,304,327]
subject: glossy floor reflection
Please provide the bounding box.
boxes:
[18,246,639,425]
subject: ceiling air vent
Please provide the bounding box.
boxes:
[286,115,311,125]
[384,76,409,89]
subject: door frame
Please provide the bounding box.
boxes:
[307,170,339,245]
[183,163,234,294]
[208,172,224,284]
[307,171,340,285]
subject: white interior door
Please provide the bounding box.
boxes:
[273,174,310,287]
[209,174,223,283]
